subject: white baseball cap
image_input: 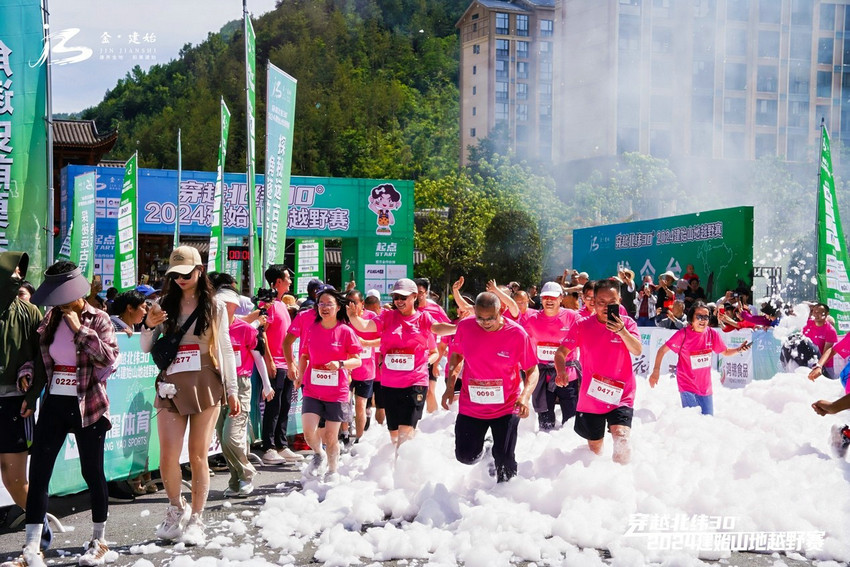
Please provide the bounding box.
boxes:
[540,281,563,298]
[366,289,381,299]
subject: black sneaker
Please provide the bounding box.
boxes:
[107,480,135,503]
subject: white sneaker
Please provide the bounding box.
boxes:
[261,448,286,464]
[155,497,190,541]
[236,480,254,497]
[1,548,44,567]
[179,513,206,547]
[277,447,305,462]
[323,471,340,484]
[78,539,117,566]
[305,452,327,477]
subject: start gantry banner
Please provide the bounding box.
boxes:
[0,0,49,284]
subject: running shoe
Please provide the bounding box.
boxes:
[78,539,117,566]
[155,497,190,541]
[179,513,206,547]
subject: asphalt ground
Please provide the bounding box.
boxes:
[0,453,839,567]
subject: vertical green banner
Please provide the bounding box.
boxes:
[263,63,297,267]
[209,98,231,273]
[817,125,850,333]
[114,153,138,291]
[0,0,49,284]
[244,17,260,289]
[71,172,96,279]
[295,238,324,297]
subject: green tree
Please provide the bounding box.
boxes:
[481,210,542,287]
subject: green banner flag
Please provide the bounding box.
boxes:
[209,98,231,273]
[295,238,324,297]
[245,16,260,290]
[71,172,96,278]
[817,125,850,333]
[0,0,49,284]
[115,153,138,291]
[263,63,297,268]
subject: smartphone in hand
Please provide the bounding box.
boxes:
[606,303,619,321]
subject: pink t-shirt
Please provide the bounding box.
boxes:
[803,321,838,370]
[454,318,536,419]
[265,300,292,368]
[49,320,78,367]
[229,318,259,376]
[516,308,537,327]
[286,309,314,338]
[375,309,437,388]
[443,313,474,379]
[562,314,639,413]
[350,309,379,382]
[665,327,727,396]
[522,308,580,381]
[419,300,451,323]
[301,321,362,403]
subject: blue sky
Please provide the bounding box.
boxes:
[49,0,278,114]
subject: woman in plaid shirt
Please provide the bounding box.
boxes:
[2,261,119,567]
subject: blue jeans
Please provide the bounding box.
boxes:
[636,316,653,327]
[680,391,714,415]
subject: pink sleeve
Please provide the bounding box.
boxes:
[345,327,362,357]
[520,330,536,369]
[712,329,728,353]
[561,323,579,348]
[832,334,850,358]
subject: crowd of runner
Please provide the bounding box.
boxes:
[0,249,847,567]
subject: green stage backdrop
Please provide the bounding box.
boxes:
[572,207,754,298]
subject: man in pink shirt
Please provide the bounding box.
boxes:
[259,265,304,465]
[555,279,642,464]
[415,278,450,413]
[441,292,538,482]
[803,303,839,379]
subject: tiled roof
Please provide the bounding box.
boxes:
[53,119,118,148]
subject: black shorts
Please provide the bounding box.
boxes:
[574,406,634,441]
[0,395,33,453]
[302,396,346,423]
[428,363,437,382]
[373,381,385,409]
[350,379,374,400]
[382,385,427,431]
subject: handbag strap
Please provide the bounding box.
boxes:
[177,306,202,337]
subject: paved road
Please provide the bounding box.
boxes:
[0,457,835,567]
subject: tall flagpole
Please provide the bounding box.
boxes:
[175,128,182,248]
[43,0,55,265]
[244,0,256,293]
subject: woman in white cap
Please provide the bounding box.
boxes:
[348,278,456,449]
[140,246,238,545]
[2,260,119,567]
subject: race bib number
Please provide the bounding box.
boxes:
[690,349,712,370]
[587,374,624,406]
[360,346,373,359]
[310,367,337,386]
[167,344,202,375]
[234,350,242,368]
[468,379,505,405]
[51,365,78,396]
[536,342,558,362]
[384,351,415,371]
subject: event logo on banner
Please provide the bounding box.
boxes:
[71,172,96,278]
[209,98,231,273]
[115,153,138,291]
[0,0,49,284]
[817,125,850,332]
[264,63,297,267]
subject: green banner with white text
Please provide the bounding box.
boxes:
[263,63,297,267]
[71,172,96,279]
[209,98,231,273]
[114,153,138,291]
[0,0,48,285]
[817,125,850,333]
[245,17,260,289]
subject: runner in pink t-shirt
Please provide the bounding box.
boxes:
[803,303,839,378]
[296,288,362,481]
[649,302,749,415]
[348,278,456,449]
[522,282,580,431]
[441,292,538,482]
[344,290,381,440]
[555,279,642,464]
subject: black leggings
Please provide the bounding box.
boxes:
[454,413,520,482]
[262,369,293,450]
[26,394,110,524]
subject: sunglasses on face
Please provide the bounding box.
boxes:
[695,314,710,321]
[391,294,411,301]
[170,271,193,281]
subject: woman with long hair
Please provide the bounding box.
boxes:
[295,287,362,482]
[140,247,238,545]
[2,260,119,567]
